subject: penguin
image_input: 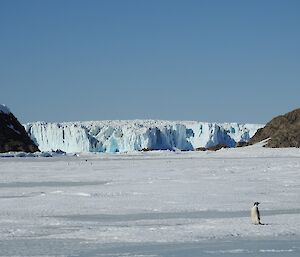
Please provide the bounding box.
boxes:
[251,202,261,225]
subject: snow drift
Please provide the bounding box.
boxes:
[24,120,263,153]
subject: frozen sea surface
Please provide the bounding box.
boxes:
[0,145,300,256]
[0,238,299,256]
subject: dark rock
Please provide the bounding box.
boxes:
[195,144,228,151]
[249,108,300,148]
[206,144,228,151]
[236,141,249,147]
[195,147,207,151]
[140,148,152,152]
[0,107,39,153]
[52,149,66,155]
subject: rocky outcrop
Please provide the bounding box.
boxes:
[195,144,228,151]
[249,108,300,148]
[0,105,39,153]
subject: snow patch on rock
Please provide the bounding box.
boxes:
[0,104,11,114]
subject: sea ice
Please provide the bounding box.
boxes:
[0,145,299,256]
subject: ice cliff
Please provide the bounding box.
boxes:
[24,120,263,153]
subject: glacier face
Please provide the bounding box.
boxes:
[24,120,263,153]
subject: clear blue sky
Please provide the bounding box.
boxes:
[1,0,299,124]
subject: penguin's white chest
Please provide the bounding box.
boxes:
[251,206,260,224]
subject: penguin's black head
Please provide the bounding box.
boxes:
[254,202,260,206]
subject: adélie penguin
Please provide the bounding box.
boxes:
[251,202,262,225]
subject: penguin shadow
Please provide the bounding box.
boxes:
[258,222,271,226]
[257,208,300,226]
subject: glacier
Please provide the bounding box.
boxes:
[24,120,263,153]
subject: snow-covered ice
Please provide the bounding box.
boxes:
[0,145,299,256]
[24,120,263,153]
